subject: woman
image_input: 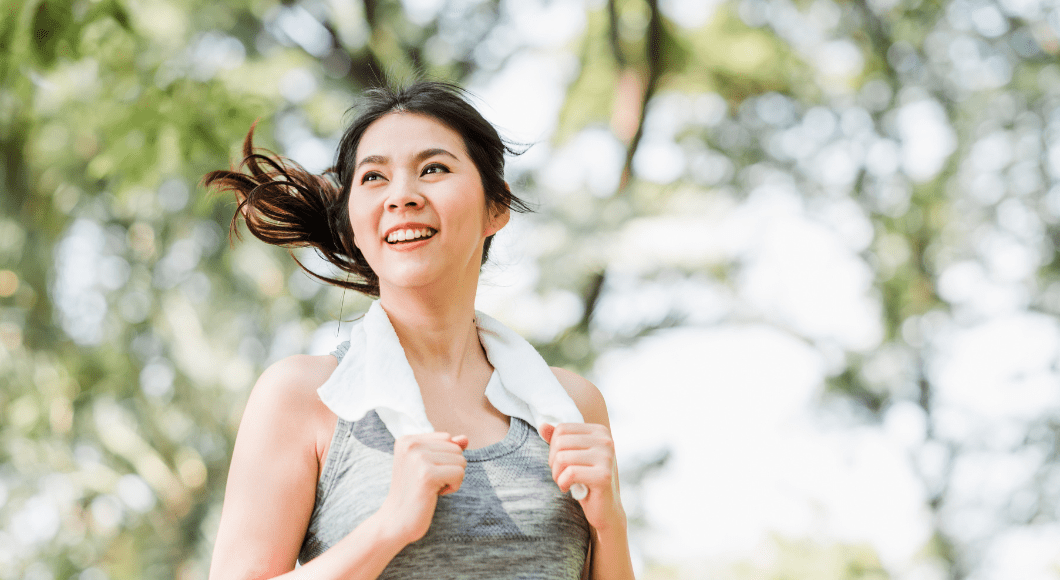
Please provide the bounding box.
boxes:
[204,81,634,579]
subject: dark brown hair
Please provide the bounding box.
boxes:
[203,81,531,297]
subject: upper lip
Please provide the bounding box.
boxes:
[383,222,438,239]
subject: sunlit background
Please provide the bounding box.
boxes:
[2,0,1060,578]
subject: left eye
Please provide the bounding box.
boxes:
[422,163,449,176]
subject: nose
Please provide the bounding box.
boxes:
[385,175,425,211]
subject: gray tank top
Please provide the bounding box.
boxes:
[297,342,591,578]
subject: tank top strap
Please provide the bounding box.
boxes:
[331,340,351,363]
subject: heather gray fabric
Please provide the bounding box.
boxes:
[297,342,591,578]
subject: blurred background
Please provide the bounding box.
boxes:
[2,0,1060,578]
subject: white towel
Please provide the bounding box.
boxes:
[317,300,585,442]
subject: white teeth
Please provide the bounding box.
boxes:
[387,228,435,243]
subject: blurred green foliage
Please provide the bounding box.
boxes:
[2,0,1060,578]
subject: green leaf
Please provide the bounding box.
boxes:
[30,0,75,66]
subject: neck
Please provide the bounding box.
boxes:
[377,271,484,379]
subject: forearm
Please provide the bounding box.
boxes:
[589,518,635,580]
[271,512,408,580]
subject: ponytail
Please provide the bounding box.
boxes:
[202,124,380,295]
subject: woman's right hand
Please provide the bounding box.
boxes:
[378,432,469,544]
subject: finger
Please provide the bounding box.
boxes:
[424,449,468,467]
[450,434,469,450]
[556,465,604,495]
[416,436,469,454]
[553,424,612,445]
[415,438,467,454]
[405,444,467,465]
[435,465,466,495]
[547,433,604,468]
[551,422,602,436]
[539,423,555,444]
[544,423,589,466]
[396,432,456,453]
[550,449,599,483]
[548,433,603,452]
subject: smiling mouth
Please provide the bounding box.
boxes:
[386,228,437,244]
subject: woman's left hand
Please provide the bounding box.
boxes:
[540,422,625,532]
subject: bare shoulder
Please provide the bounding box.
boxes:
[240,354,339,445]
[550,367,610,427]
[227,353,340,498]
[253,353,338,403]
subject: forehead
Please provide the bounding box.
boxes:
[356,112,466,161]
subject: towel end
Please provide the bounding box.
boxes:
[571,483,588,501]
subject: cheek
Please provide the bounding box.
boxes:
[446,201,486,239]
[347,207,372,249]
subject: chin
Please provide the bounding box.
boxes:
[377,267,442,291]
[380,264,479,295]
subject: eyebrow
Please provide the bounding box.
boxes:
[355,148,459,171]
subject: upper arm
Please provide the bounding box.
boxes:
[550,367,610,428]
[209,355,338,580]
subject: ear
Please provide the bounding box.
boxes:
[486,205,510,237]
[484,183,512,237]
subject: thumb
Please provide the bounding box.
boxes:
[539,423,555,444]
[450,434,470,450]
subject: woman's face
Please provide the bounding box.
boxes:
[348,112,508,295]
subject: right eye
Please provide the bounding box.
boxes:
[360,171,384,184]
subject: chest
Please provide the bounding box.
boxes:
[417,370,512,449]
[299,412,590,577]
